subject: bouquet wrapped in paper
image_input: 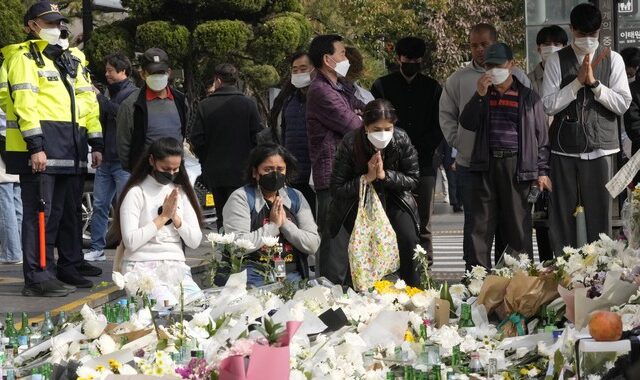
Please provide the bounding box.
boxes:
[472,251,558,337]
[621,184,640,249]
[555,234,640,328]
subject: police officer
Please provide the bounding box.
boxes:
[0,2,104,296]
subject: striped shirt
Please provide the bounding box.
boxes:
[488,82,519,150]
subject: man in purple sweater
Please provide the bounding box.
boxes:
[306,34,364,281]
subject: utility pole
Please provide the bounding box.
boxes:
[82,0,93,44]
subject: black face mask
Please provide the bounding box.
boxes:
[401,62,421,77]
[258,171,286,192]
[152,170,178,185]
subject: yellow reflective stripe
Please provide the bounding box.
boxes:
[11,83,39,93]
[88,132,103,138]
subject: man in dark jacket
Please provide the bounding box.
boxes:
[371,37,442,259]
[190,63,261,230]
[281,52,315,216]
[84,53,137,262]
[306,34,365,278]
[117,48,188,172]
[460,43,550,269]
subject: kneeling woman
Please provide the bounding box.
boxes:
[223,144,320,286]
[330,99,421,286]
[115,137,203,304]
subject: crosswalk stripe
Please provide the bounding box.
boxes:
[431,233,541,274]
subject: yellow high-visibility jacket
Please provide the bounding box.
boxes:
[0,39,103,174]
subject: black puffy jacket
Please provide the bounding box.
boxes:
[328,127,420,237]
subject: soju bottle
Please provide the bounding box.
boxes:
[56,312,67,328]
[17,312,31,347]
[458,304,475,328]
[432,364,442,380]
[451,344,461,369]
[29,322,41,347]
[3,314,18,348]
[386,370,395,380]
[41,312,54,338]
[419,323,427,343]
[439,282,455,318]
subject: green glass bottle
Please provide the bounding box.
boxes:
[458,304,475,328]
[386,370,395,380]
[419,323,427,342]
[451,344,461,369]
[40,312,54,339]
[432,364,442,380]
[439,282,455,318]
[17,312,32,347]
[545,307,557,332]
[404,365,413,380]
[3,314,18,348]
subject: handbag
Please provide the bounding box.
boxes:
[347,176,400,291]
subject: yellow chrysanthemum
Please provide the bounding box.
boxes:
[520,368,529,375]
[406,286,423,297]
[95,365,106,372]
[374,280,394,294]
[404,329,415,342]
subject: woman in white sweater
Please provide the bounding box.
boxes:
[114,137,203,304]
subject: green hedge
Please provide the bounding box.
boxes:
[193,20,253,58]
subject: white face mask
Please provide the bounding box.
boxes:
[367,130,393,150]
[487,68,510,85]
[36,24,61,45]
[146,74,169,92]
[574,36,599,54]
[291,72,312,88]
[540,45,562,62]
[330,57,350,78]
[629,76,636,84]
[57,38,69,50]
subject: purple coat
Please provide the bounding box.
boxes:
[306,72,364,190]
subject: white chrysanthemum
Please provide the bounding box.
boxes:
[97,334,117,354]
[503,254,518,268]
[527,368,540,377]
[394,279,407,290]
[112,271,125,290]
[261,235,279,247]
[413,245,427,259]
[468,279,484,296]
[136,273,157,295]
[76,366,99,379]
[563,246,579,255]
[470,266,487,280]
[192,310,211,327]
[234,238,255,251]
[411,292,431,309]
[396,292,411,305]
[449,284,469,300]
[206,232,224,244]
[220,232,236,244]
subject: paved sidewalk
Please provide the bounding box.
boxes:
[0,239,212,321]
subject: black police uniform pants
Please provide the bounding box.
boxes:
[20,173,83,285]
[465,155,533,270]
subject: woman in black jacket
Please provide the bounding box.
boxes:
[329,99,421,286]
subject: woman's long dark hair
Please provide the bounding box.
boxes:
[354,99,399,173]
[244,143,298,186]
[112,137,204,243]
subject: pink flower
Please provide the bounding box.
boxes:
[229,338,255,357]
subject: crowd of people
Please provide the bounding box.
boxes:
[0,2,639,296]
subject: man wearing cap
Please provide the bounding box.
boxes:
[458,42,550,269]
[439,24,531,269]
[0,1,104,296]
[542,3,631,253]
[117,47,188,172]
[190,63,262,230]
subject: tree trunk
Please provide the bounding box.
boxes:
[82,0,93,43]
